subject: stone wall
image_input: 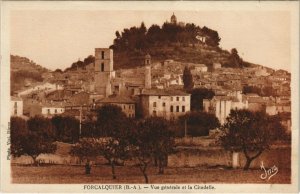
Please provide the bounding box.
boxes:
[168,145,291,169]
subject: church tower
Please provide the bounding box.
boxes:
[144,54,151,89]
[171,12,177,25]
[94,48,115,97]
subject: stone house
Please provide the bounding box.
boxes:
[139,89,191,120]
[11,96,23,116]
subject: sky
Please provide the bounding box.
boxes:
[10,10,291,71]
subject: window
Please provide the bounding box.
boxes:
[163,102,166,107]
[182,106,185,112]
[55,109,57,114]
[176,106,179,112]
[101,63,104,71]
[182,97,185,101]
[123,105,126,109]
[153,110,157,116]
[14,108,17,115]
[176,97,179,101]
[158,96,161,99]
[14,102,17,107]
[153,102,157,107]
[171,97,173,101]
[101,51,104,59]
[170,105,173,112]
[47,109,50,114]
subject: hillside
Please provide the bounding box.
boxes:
[109,21,256,70]
[64,20,256,72]
[11,55,50,94]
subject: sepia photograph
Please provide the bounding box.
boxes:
[0,1,299,193]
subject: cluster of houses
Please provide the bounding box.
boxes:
[11,45,291,132]
[11,48,191,123]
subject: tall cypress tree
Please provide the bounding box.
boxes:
[183,66,194,90]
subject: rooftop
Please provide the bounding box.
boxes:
[97,95,135,104]
[11,96,22,101]
[141,89,189,96]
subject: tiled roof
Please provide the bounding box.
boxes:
[97,95,135,104]
[41,102,65,108]
[141,89,189,96]
[247,97,266,103]
[213,96,238,101]
[11,96,22,101]
[193,64,207,68]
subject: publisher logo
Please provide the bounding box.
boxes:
[260,161,278,181]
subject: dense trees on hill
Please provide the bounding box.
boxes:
[223,48,251,68]
[64,55,95,72]
[62,21,257,70]
[110,22,221,51]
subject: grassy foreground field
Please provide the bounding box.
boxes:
[11,165,290,184]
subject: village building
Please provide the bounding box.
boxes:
[139,89,190,120]
[247,96,267,112]
[212,63,222,70]
[96,95,136,118]
[41,102,65,118]
[203,90,248,124]
[11,96,23,116]
[193,64,208,72]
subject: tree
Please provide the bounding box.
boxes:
[11,116,57,165]
[201,26,221,47]
[51,116,79,143]
[95,104,133,179]
[81,120,97,138]
[178,112,220,137]
[133,117,174,183]
[27,116,55,140]
[228,48,244,68]
[219,109,286,170]
[11,117,27,158]
[189,88,215,111]
[183,66,194,90]
[70,138,101,173]
[54,69,63,73]
[96,104,127,136]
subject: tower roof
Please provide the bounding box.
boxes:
[171,12,176,19]
[145,53,151,59]
[171,12,177,23]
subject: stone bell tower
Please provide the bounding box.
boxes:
[144,54,151,89]
[94,48,115,97]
